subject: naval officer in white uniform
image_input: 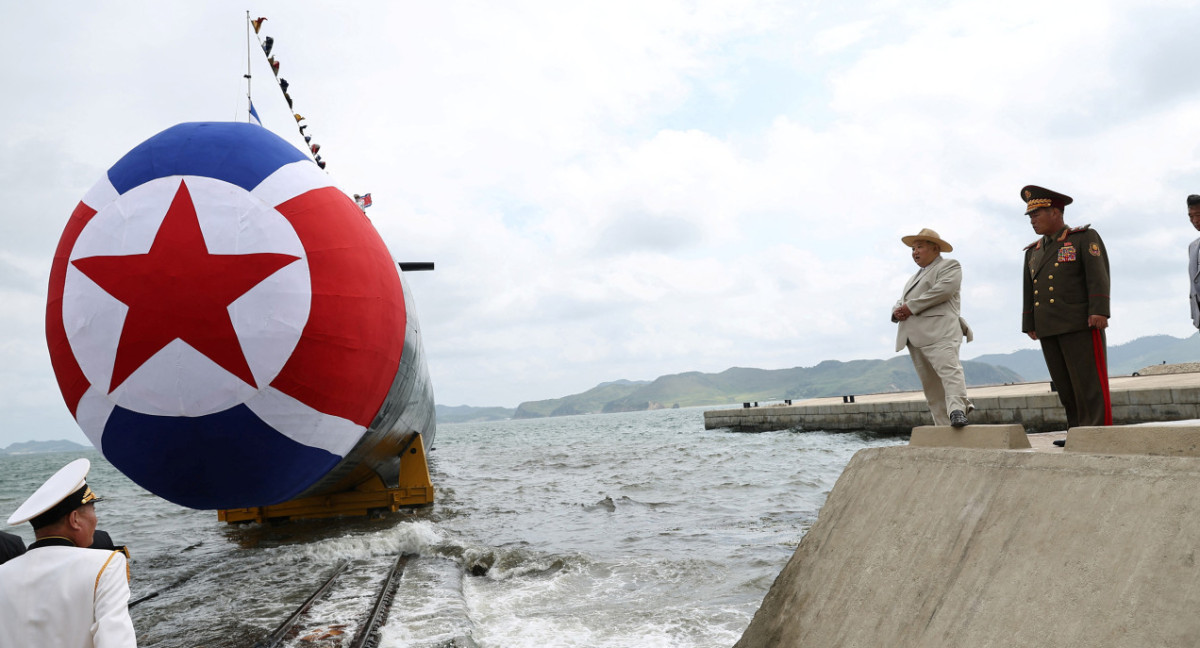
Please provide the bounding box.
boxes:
[0,458,137,647]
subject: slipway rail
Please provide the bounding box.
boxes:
[255,561,350,648]
[251,552,414,648]
[349,553,412,648]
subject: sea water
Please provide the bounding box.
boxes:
[0,408,904,647]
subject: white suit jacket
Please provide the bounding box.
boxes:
[0,545,136,648]
[893,255,974,352]
[1189,237,1200,329]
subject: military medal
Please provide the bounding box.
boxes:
[1058,242,1076,262]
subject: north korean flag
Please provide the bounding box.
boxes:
[46,122,407,509]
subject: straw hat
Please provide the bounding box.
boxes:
[900,228,952,252]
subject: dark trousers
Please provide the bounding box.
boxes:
[1039,328,1111,428]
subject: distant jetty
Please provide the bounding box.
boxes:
[704,365,1200,433]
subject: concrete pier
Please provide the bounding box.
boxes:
[703,370,1200,433]
[734,428,1200,648]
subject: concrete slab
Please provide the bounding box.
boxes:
[735,446,1200,648]
[1067,424,1200,457]
[1027,431,1066,453]
[909,424,1031,450]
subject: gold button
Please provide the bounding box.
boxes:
[1034,279,1038,284]
[1048,275,1054,279]
[1049,286,1054,291]
[1050,299,1055,303]
[1034,290,1039,295]
[1055,263,1060,267]
[1035,302,1040,306]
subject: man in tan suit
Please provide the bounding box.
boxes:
[893,228,974,427]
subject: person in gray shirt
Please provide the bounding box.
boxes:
[1187,195,1200,329]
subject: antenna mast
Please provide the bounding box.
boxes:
[244,11,253,122]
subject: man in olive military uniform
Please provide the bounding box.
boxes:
[1020,185,1112,432]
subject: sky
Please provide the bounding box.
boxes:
[2,0,1200,446]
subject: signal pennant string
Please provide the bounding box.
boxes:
[246,13,328,170]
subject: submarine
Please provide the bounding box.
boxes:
[45,121,436,522]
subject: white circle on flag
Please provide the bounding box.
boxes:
[62,175,311,417]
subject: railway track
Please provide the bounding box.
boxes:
[254,553,414,648]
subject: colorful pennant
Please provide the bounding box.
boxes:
[249,14,327,169]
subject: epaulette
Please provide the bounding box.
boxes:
[1068,224,1091,234]
[1024,239,1041,251]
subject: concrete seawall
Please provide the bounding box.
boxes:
[734,440,1200,647]
[704,371,1200,433]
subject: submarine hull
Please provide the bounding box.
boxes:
[46,122,435,512]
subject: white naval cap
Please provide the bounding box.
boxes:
[7,458,102,527]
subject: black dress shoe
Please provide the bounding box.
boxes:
[1053,439,1066,447]
[950,410,968,427]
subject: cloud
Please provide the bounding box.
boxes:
[3,0,1200,444]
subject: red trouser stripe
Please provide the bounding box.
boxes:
[1092,328,1112,426]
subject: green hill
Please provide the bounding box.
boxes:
[517,358,1021,418]
[435,404,517,424]
[968,332,1200,382]
[455,333,1200,421]
[514,380,649,418]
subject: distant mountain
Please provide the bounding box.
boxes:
[435,404,517,424]
[967,348,1049,382]
[1107,333,1200,375]
[968,332,1200,382]
[514,379,650,419]
[450,333,1200,422]
[2,439,90,456]
[513,358,1020,419]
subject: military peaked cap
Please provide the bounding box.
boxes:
[1021,185,1073,215]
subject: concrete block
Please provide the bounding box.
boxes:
[1126,388,1172,406]
[1004,395,1029,410]
[1120,404,1158,422]
[1170,387,1200,404]
[1040,408,1068,427]
[1026,394,1062,409]
[1107,389,1131,406]
[1067,425,1200,457]
[908,424,1031,450]
[734,447,1200,648]
[970,397,1000,411]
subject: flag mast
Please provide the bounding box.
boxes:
[244,11,253,123]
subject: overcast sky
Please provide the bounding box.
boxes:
[3,0,1200,446]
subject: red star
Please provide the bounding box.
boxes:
[72,180,300,393]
